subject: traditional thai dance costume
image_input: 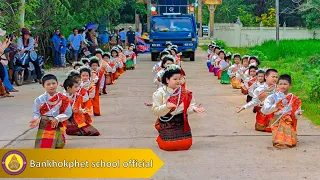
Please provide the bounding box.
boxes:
[80,80,95,114]
[243,77,260,102]
[125,50,137,70]
[32,92,72,148]
[228,64,242,89]
[63,90,100,136]
[152,86,198,151]
[110,57,120,80]
[261,92,302,148]
[219,59,231,84]
[91,67,105,116]
[242,84,277,132]
[99,59,108,94]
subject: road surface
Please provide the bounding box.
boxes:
[1,48,320,180]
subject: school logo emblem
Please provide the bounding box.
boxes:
[1,150,27,175]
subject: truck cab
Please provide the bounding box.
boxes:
[149,13,198,61]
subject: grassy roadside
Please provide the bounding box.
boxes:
[201,39,320,125]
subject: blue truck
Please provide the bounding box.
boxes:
[149,4,198,61]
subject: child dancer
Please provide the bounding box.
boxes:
[152,64,205,151]
[211,46,221,75]
[261,74,302,148]
[110,48,121,80]
[154,55,175,89]
[30,74,72,148]
[228,53,242,89]
[102,52,116,86]
[238,56,250,94]
[152,50,171,74]
[237,69,279,132]
[116,46,126,75]
[206,44,214,70]
[219,52,232,84]
[89,56,105,116]
[79,66,96,116]
[216,50,225,80]
[73,62,84,70]
[63,77,100,136]
[80,58,90,67]
[242,66,258,102]
[245,69,265,103]
[125,44,137,70]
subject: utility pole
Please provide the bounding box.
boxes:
[198,0,203,37]
[19,0,25,28]
[147,0,151,32]
[276,0,280,45]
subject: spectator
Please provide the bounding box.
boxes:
[51,29,61,66]
[8,35,17,83]
[17,28,42,82]
[0,30,18,94]
[119,28,126,48]
[110,29,119,48]
[126,26,137,55]
[98,29,110,51]
[126,26,136,45]
[136,28,142,37]
[86,29,98,54]
[68,28,84,62]
[59,34,67,67]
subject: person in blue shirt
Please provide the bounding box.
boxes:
[59,34,67,67]
[51,29,61,66]
[68,28,84,62]
[119,28,126,48]
[98,30,110,51]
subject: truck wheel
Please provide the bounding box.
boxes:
[190,52,195,61]
[151,53,158,61]
[14,70,24,86]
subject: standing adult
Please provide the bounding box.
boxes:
[119,28,126,48]
[68,28,84,62]
[86,29,98,54]
[51,29,61,66]
[110,29,119,48]
[98,29,110,51]
[126,26,137,55]
[0,29,15,97]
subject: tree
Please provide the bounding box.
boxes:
[298,0,320,28]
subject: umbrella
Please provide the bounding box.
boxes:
[85,23,99,30]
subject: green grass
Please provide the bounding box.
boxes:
[202,39,320,125]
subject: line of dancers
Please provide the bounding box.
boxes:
[206,41,303,149]
[29,45,137,148]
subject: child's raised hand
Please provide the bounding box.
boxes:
[30,119,39,128]
[51,118,59,128]
[236,107,245,113]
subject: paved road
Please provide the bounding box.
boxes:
[1,49,320,180]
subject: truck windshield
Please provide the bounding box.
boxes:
[151,17,193,32]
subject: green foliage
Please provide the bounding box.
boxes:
[236,8,258,27]
[256,8,276,27]
[299,0,320,29]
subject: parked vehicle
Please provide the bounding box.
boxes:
[149,0,198,61]
[13,51,45,86]
[202,26,208,36]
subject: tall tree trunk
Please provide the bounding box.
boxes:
[198,0,203,37]
[19,0,25,28]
